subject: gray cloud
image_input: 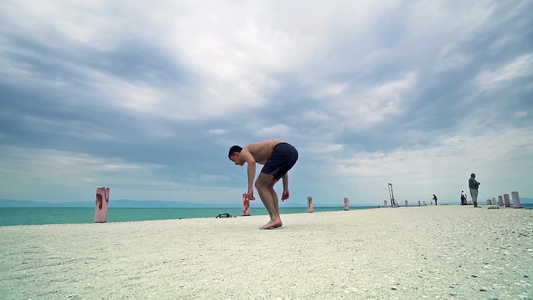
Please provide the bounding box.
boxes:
[0,0,531,205]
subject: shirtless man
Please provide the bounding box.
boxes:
[228,139,299,229]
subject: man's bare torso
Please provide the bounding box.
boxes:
[244,139,283,165]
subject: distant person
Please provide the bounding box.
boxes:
[228,139,298,229]
[468,173,481,207]
[433,194,438,205]
[460,191,467,205]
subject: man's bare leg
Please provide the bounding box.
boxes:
[269,182,280,217]
[255,173,282,229]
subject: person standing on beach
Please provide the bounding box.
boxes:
[228,139,298,229]
[468,173,481,207]
[460,191,467,205]
[432,194,438,205]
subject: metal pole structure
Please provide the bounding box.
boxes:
[388,183,399,207]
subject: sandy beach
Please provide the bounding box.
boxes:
[1,205,531,299]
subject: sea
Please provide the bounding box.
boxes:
[1,204,530,227]
[0,206,376,226]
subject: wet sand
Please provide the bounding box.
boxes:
[1,205,531,299]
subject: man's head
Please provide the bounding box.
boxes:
[471,173,476,178]
[228,145,243,165]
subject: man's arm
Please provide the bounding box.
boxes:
[240,148,257,200]
[281,173,290,201]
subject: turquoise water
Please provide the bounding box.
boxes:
[2,204,530,226]
[0,207,375,226]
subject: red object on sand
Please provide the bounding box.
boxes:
[344,197,349,211]
[242,193,250,216]
[504,194,511,207]
[512,191,522,208]
[94,187,110,223]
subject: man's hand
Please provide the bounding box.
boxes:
[247,187,256,200]
[281,189,289,201]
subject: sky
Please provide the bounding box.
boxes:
[1,0,532,207]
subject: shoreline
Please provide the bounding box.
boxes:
[0,206,380,227]
[1,205,531,299]
[1,203,532,227]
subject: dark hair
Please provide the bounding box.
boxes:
[471,173,476,177]
[228,145,242,159]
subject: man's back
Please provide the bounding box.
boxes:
[245,139,283,164]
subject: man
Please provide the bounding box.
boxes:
[228,139,298,229]
[468,173,481,207]
[432,194,438,205]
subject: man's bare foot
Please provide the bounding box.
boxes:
[260,219,282,229]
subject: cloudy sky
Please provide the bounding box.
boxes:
[1,0,532,207]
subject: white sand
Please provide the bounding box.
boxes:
[1,205,531,299]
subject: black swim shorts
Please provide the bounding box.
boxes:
[261,142,299,180]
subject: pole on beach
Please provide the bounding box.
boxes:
[387,183,399,207]
[307,196,313,213]
[512,191,523,209]
[344,198,349,211]
[504,194,511,207]
[94,187,110,223]
[498,195,504,206]
[242,193,250,216]
[405,200,408,207]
